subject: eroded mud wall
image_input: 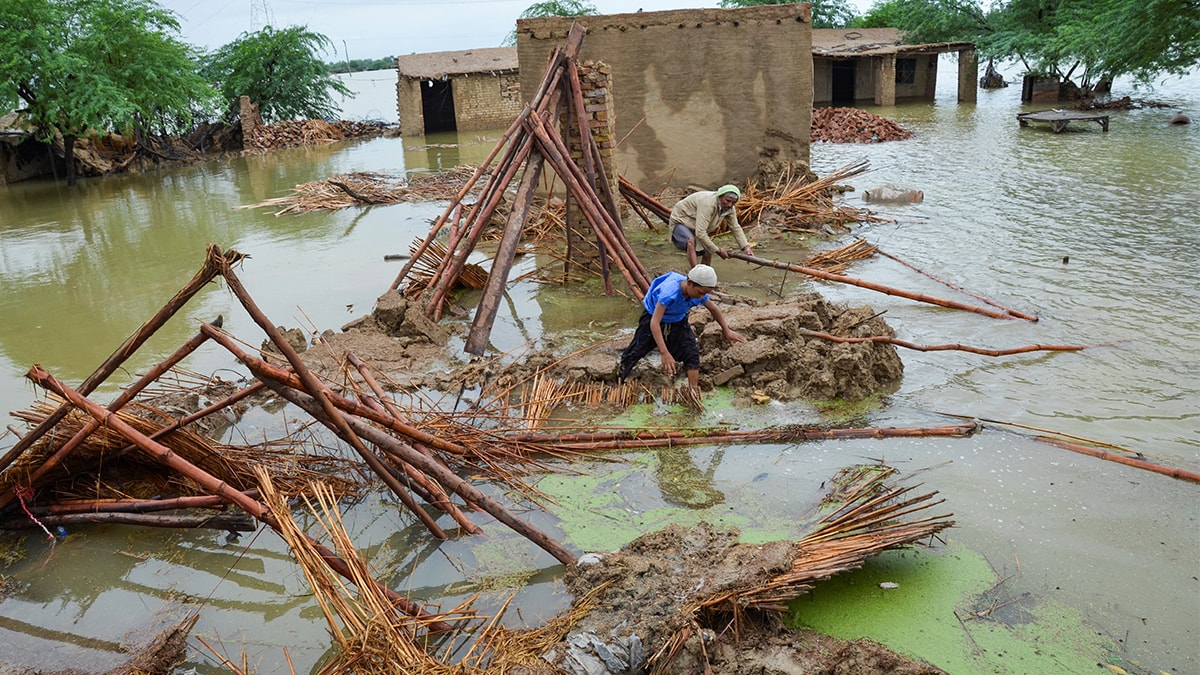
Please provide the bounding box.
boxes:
[517,5,813,192]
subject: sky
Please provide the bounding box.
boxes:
[158,0,874,59]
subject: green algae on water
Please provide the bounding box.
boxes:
[785,542,1118,674]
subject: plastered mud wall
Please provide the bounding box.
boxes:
[517,5,813,192]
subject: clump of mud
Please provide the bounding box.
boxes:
[544,522,943,675]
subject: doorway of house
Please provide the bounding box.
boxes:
[831,60,857,104]
[421,80,456,133]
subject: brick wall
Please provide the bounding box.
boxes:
[453,72,523,131]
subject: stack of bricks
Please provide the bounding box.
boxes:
[563,60,619,270]
[568,61,616,194]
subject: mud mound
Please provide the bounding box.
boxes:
[697,293,903,400]
[546,522,944,675]
[280,292,902,404]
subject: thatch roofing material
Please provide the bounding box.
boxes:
[395,47,518,80]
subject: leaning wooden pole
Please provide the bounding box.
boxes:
[0,245,233,476]
[25,365,448,629]
[465,152,546,355]
[344,353,480,534]
[259,373,579,566]
[729,252,1026,321]
[389,110,530,292]
[214,249,448,540]
[875,248,1039,321]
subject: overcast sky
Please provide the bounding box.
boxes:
[157,0,874,58]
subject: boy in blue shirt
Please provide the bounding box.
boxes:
[618,264,746,388]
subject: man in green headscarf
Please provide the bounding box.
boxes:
[668,184,754,266]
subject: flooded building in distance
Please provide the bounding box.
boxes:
[395,47,522,137]
[517,5,814,191]
[812,28,976,106]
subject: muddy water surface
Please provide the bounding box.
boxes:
[0,64,1197,673]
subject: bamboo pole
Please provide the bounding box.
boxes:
[425,132,535,319]
[875,248,1039,321]
[531,111,644,282]
[389,111,529,292]
[344,353,480,533]
[0,245,234,476]
[194,325,575,562]
[388,42,570,294]
[29,491,258,515]
[199,326,470,457]
[729,251,1025,321]
[526,113,649,296]
[25,365,447,628]
[618,175,671,223]
[799,329,1095,356]
[214,250,448,540]
[498,422,980,448]
[1035,437,1200,484]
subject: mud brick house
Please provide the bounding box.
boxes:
[516,5,814,191]
[395,47,522,136]
[812,28,976,106]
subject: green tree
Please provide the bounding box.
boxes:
[718,0,859,29]
[860,0,1200,90]
[0,0,215,186]
[502,0,599,46]
[201,25,351,124]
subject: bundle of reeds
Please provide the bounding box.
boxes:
[237,167,483,215]
[803,237,879,273]
[738,160,881,231]
[401,239,489,302]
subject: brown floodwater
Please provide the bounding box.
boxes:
[1,64,1197,673]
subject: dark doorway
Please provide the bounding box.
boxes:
[831,60,856,104]
[421,79,456,133]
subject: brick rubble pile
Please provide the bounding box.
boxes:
[811,107,913,143]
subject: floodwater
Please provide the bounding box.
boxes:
[0,63,1197,673]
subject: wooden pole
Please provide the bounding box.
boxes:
[1037,437,1200,484]
[465,152,546,355]
[729,251,1021,321]
[526,113,649,296]
[875,248,1039,321]
[799,329,1095,356]
[1,511,257,531]
[260,373,579,566]
[214,250,448,540]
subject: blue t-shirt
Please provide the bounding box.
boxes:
[643,271,708,323]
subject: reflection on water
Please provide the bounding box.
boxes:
[1,61,1197,673]
[656,447,726,509]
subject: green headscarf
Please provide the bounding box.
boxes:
[716,184,741,200]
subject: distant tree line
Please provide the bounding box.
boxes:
[327,56,398,74]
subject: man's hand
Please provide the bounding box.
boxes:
[741,245,753,256]
[724,328,746,345]
[660,352,678,375]
[716,248,731,259]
